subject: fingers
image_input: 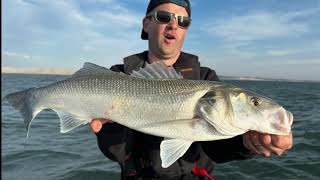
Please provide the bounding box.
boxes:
[259,133,285,156]
[271,133,293,150]
[249,131,271,157]
[243,131,261,155]
[264,133,293,155]
[90,118,111,133]
[243,131,275,157]
[243,131,294,157]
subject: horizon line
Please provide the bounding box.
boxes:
[2,66,318,83]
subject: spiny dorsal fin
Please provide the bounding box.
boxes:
[72,62,116,77]
[131,62,183,79]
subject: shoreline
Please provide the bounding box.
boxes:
[1,67,318,83]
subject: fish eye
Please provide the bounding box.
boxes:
[250,97,260,106]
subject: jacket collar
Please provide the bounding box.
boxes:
[123,51,200,80]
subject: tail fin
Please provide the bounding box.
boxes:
[3,88,42,137]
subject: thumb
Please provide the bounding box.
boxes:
[90,118,110,133]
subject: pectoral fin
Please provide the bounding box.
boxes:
[160,138,193,168]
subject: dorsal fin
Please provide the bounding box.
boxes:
[131,62,183,79]
[72,62,116,77]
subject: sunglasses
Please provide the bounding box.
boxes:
[146,10,191,28]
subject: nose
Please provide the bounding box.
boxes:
[167,16,178,30]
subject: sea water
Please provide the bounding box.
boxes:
[2,73,320,180]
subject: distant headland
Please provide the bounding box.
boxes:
[2,67,76,75]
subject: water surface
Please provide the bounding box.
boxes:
[2,74,320,179]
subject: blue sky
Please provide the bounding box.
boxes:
[2,0,320,81]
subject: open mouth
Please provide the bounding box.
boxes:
[165,34,175,40]
[164,33,176,43]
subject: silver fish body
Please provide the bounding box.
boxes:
[4,62,293,168]
[32,74,219,140]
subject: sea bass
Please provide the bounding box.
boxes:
[3,62,293,168]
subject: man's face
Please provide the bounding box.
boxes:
[144,3,189,60]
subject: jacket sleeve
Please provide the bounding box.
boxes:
[199,67,255,163]
[95,64,135,163]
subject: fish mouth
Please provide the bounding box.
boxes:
[269,108,293,134]
[286,110,293,126]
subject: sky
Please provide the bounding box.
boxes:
[2,0,320,81]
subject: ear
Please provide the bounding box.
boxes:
[143,17,151,33]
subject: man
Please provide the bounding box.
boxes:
[90,0,293,179]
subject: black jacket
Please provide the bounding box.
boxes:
[96,51,254,180]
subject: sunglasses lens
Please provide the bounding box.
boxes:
[153,11,191,28]
[178,16,191,28]
[156,11,172,23]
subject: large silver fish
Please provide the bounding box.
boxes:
[3,62,293,168]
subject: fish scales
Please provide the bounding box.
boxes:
[26,74,214,140]
[3,62,293,168]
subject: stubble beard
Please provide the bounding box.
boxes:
[157,37,180,59]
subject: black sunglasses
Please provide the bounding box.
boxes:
[146,10,191,28]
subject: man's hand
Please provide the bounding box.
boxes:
[243,131,293,157]
[90,118,112,133]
